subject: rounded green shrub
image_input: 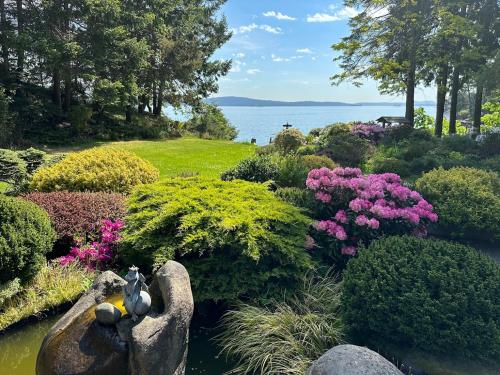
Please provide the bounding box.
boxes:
[0,195,56,283]
[221,155,279,183]
[342,235,500,361]
[317,125,372,167]
[416,167,500,241]
[301,155,336,170]
[365,155,411,177]
[120,177,313,302]
[274,128,306,154]
[30,147,159,193]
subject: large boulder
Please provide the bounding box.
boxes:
[36,261,194,375]
[307,344,403,375]
[122,261,194,375]
[36,271,128,375]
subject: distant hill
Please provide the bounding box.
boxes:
[206,96,435,107]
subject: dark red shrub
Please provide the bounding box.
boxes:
[22,191,126,256]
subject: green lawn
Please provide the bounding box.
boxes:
[105,137,255,178]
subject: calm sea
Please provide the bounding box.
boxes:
[166,105,436,145]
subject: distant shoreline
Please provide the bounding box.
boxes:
[206,96,436,108]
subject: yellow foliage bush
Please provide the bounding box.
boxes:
[30,148,159,193]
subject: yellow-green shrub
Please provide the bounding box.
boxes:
[30,148,159,193]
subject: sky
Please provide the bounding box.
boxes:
[212,0,436,103]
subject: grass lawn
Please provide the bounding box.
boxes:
[49,137,256,179]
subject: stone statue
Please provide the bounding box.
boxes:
[123,266,151,321]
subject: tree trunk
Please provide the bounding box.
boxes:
[449,66,460,134]
[434,63,449,137]
[63,68,71,112]
[0,0,9,81]
[152,80,157,114]
[154,78,164,116]
[405,48,416,126]
[52,69,62,109]
[473,82,483,134]
[125,104,132,122]
[15,0,23,81]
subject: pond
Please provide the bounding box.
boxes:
[0,314,231,375]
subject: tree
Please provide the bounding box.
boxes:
[332,0,434,126]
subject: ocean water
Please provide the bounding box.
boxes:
[166,105,437,145]
[221,105,436,145]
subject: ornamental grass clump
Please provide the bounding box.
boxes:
[120,177,313,302]
[30,147,159,193]
[218,274,344,375]
[306,167,437,257]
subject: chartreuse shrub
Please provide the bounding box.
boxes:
[218,274,344,375]
[343,236,500,361]
[0,195,56,283]
[120,177,313,302]
[30,147,159,193]
[416,167,500,241]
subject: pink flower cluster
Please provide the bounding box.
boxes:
[307,167,437,256]
[59,219,124,269]
[351,123,385,143]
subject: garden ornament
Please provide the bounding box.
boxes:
[123,266,151,321]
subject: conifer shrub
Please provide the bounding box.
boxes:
[0,195,56,283]
[342,236,500,361]
[0,149,27,186]
[120,177,313,302]
[17,147,47,174]
[30,148,159,193]
[416,167,500,241]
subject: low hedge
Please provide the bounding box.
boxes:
[23,191,126,252]
[0,195,56,283]
[342,235,500,361]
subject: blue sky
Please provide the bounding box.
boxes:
[213,0,436,103]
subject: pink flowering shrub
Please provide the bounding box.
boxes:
[306,167,437,257]
[59,219,124,270]
[351,123,385,144]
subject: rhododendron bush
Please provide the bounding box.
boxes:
[306,167,437,257]
[59,219,124,269]
[351,123,385,144]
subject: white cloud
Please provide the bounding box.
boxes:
[234,52,246,58]
[369,6,389,19]
[233,23,282,34]
[230,59,246,73]
[263,11,296,21]
[297,48,313,54]
[307,6,359,23]
[271,54,290,62]
[247,69,261,75]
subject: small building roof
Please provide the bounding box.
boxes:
[376,116,411,124]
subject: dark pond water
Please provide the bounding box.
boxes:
[0,313,231,375]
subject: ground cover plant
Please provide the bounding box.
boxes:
[218,274,344,375]
[0,195,56,284]
[120,177,313,302]
[342,236,500,362]
[416,167,500,242]
[30,147,159,193]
